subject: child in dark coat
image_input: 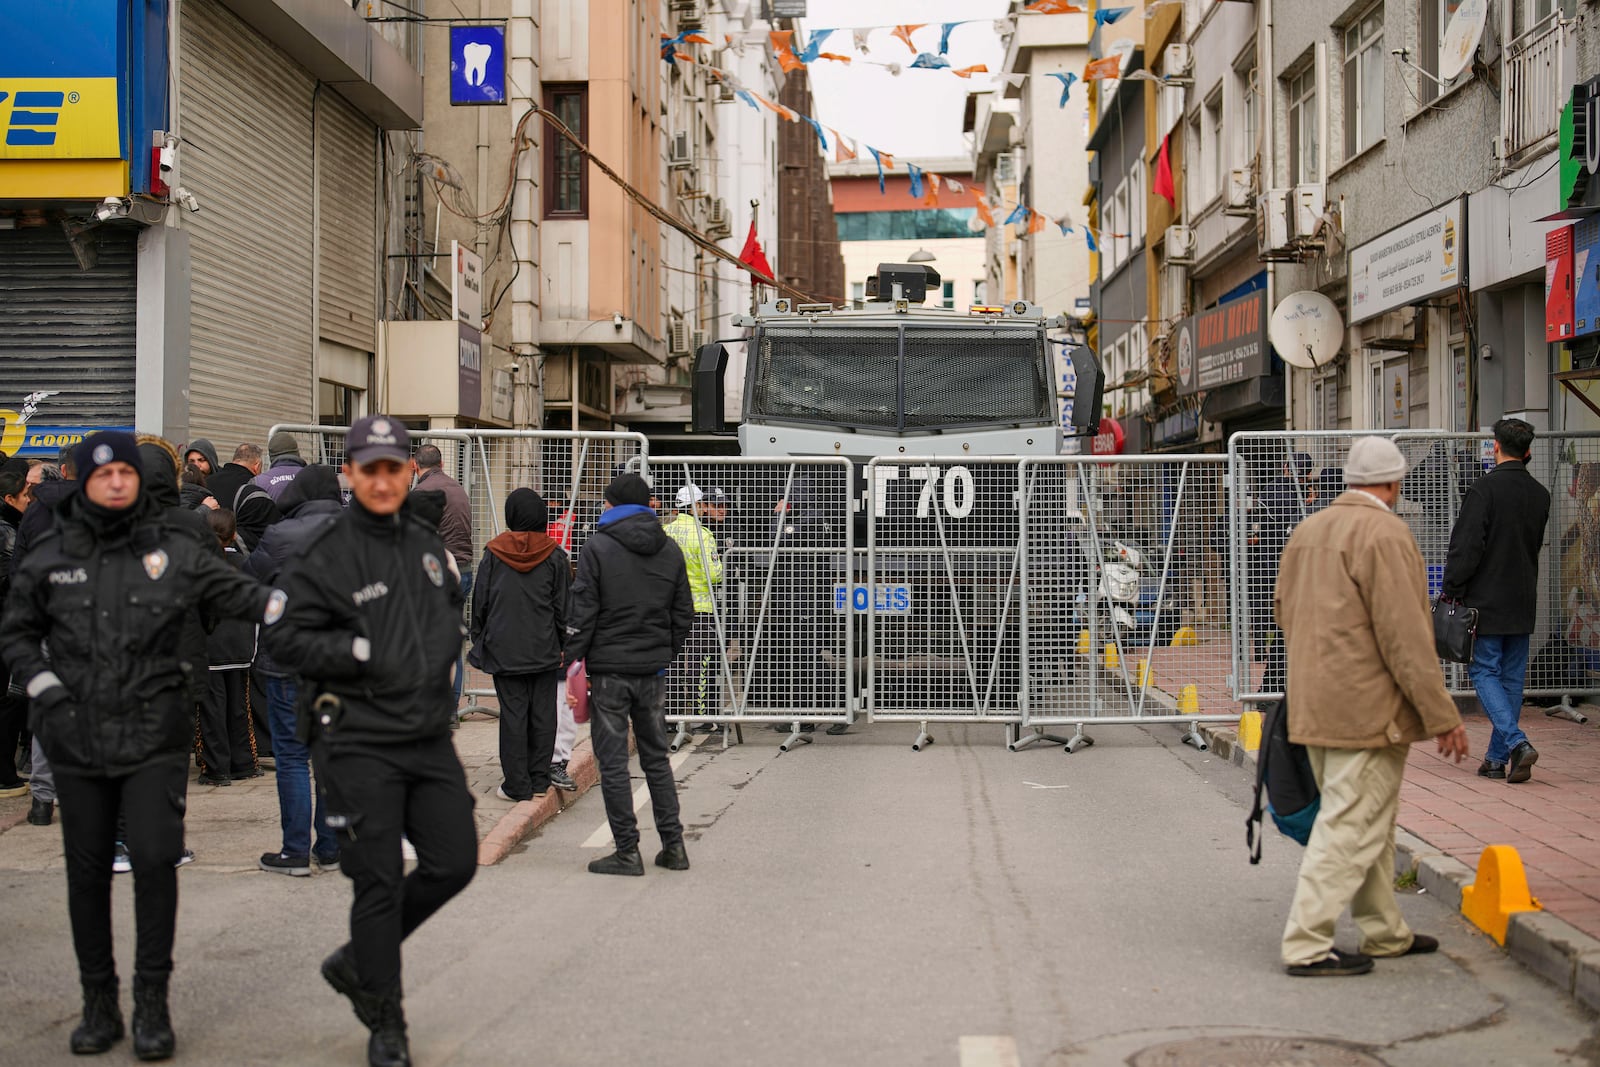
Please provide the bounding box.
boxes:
[469,489,571,800]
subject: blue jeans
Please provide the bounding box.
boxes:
[1469,634,1531,764]
[452,569,474,708]
[265,675,335,860]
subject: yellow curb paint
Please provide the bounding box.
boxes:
[1134,658,1152,689]
[1237,710,1263,751]
[1103,643,1120,670]
[1170,626,1198,647]
[1076,630,1090,655]
[1461,844,1543,945]
[1177,684,1200,715]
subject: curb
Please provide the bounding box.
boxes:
[1199,720,1600,1014]
[477,734,604,866]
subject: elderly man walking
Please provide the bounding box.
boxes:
[1274,436,1470,977]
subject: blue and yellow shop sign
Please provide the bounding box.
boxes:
[0,0,129,199]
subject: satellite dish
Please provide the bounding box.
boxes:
[1440,0,1488,82]
[1270,291,1344,370]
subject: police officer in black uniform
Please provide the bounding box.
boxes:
[266,415,476,1067]
[0,431,276,1061]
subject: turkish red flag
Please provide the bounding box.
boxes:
[739,221,775,281]
[1154,133,1176,209]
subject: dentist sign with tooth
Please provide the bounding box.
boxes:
[449,25,507,106]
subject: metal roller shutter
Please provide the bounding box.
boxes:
[181,0,315,442]
[318,92,378,353]
[0,226,137,428]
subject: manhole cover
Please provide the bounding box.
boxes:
[1129,1036,1387,1067]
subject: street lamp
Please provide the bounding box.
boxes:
[907,247,937,263]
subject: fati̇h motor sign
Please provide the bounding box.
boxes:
[1174,290,1269,396]
[0,0,169,199]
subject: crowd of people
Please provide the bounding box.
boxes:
[0,418,712,1066]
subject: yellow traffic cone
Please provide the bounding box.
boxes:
[1461,845,1543,944]
[1103,643,1120,671]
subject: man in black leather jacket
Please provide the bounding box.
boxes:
[265,416,475,1067]
[0,431,275,1061]
[565,472,694,877]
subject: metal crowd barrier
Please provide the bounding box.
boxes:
[1017,454,1234,753]
[639,456,855,751]
[1228,430,1600,719]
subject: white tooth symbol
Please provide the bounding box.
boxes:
[463,43,492,86]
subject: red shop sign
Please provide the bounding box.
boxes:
[1090,417,1126,456]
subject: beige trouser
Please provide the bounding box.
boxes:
[1281,742,1415,965]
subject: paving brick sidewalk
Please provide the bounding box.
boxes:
[1399,704,1600,940]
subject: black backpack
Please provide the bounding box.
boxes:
[1247,693,1321,864]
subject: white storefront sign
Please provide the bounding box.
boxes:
[1348,199,1464,324]
[452,240,483,329]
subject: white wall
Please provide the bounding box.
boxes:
[839,237,989,308]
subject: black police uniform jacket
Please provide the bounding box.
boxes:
[0,493,274,774]
[265,497,466,745]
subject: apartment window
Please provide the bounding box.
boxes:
[544,84,588,217]
[1287,65,1320,183]
[941,281,956,309]
[1343,6,1384,159]
[1312,374,1338,430]
[1235,61,1258,174]
[996,151,1017,185]
[319,381,363,427]
[1185,115,1204,215]
[1206,92,1224,202]
[1113,183,1130,267]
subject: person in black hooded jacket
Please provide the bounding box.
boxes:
[469,488,569,801]
[0,431,275,1060]
[565,473,694,877]
[245,464,345,876]
[204,444,281,551]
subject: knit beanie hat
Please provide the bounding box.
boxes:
[1345,437,1408,486]
[75,431,144,486]
[267,431,302,461]
[505,487,549,532]
[604,473,653,507]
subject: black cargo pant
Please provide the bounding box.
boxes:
[589,673,683,853]
[312,734,477,996]
[665,614,720,719]
[493,669,559,800]
[53,754,188,985]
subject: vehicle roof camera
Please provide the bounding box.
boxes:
[866,263,941,304]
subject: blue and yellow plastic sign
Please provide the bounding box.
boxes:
[0,0,133,198]
[449,25,506,106]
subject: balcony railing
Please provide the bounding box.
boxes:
[1501,19,1567,162]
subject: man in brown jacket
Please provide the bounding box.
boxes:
[1274,435,1470,977]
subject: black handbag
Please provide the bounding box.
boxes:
[1432,597,1479,663]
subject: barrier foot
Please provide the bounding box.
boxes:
[1547,698,1590,724]
[1007,724,1073,752]
[458,701,495,721]
[668,722,692,754]
[778,722,814,753]
[825,722,852,735]
[1061,724,1095,754]
[912,723,935,751]
[1180,721,1208,751]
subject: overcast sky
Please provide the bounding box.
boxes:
[797,0,1012,162]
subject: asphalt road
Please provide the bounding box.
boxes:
[3,722,1597,1066]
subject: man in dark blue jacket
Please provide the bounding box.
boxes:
[1443,417,1552,783]
[566,473,694,876]
[266,417,475,1067]
[247,464,345,876]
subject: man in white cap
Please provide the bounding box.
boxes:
[663,484,724,726]
[1273,435,1469,977]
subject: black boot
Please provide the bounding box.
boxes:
[367,990,410,1067]
[587,847,644,876]
[131,975,174,1061]
[28,797,53,825]
[321,944,376,1029]
[69,977,123,1055]
[654,843,690,870]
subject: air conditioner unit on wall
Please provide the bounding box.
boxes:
[668,131,692,170]
[669,317,692,356]
[1291,183,1326,240]
[1368,306,1420,350]
[1225,168,1254,214]
[1166,224,1197,265]
[1164,43,1193,78]
[707,197,730,234]
[671,0,705,31]
[1256,189,1292,254]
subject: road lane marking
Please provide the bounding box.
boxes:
[959,1036,1021,1067]
[581,732,709,849]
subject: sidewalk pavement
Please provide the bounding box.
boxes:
[1207,700,1600,1012]
[0,708,598,870]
